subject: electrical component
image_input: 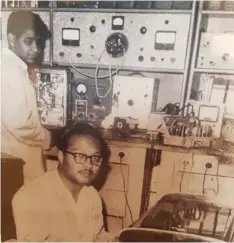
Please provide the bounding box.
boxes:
[136,193,233,241]
[197,33,234,70]
[198,105,220,122]
[145,113,169,141]
[163,115,213,148]
[35,67,69,127]
[70,71,112,126]
[222,119,234,143]
[155,31,176,51]
[62,28,80,46]
[112,16,125,30]
[105,32,128,58]
[53,12,191,70]
[113,117,139,137]
[111,76,156,129]
[161,103,218,147]
[191,102,225,138]
[76,83,87,95]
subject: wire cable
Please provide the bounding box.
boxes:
[94,47,125,98]
[175,103,194,116]
[202,168,208,195]
[119,157,134,223]
[70,65,119,79]
[69,50,119,79]
[143,148,159,213]
[216,162,220,196]
[169,159,176,192]
[186,153,194,193]
[179,166,185,193]
[179,160,189,192]
[70,48,126,99]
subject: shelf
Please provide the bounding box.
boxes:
[202,10,234,15]
[225,114,234,120]
[193,68,234,75]
[1,8,50,11]
[54,62,185,74]
[52,8,192,14]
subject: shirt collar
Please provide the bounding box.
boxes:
[51,169,87,202]
[3,48,28,71]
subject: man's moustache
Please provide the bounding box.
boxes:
[79,170,93,174]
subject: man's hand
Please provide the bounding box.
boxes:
[45,235,65,242]
[96,232,119,242]
[107,235,119,242]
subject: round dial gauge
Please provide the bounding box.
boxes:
[76,83,87,95]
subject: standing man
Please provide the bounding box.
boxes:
[1,10,52,183]
[12,123,116,242]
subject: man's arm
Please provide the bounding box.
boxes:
[93,195,118,242]
[12,191,50,242]
[96,225,119,242]
[2,71,51,150]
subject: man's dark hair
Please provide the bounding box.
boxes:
[7,10,50,40]
[57,122,110,164]
[57,122,111,190]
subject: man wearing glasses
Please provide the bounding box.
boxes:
[11,123,115,242]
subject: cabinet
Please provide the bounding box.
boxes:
[1,155,24,241]
[100,141,147,231]
[149,151,234,210]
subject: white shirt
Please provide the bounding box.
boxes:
[1,48,51,179]
[12,169,109,242]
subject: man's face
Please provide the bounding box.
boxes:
[58,135,102,186]
[12,29,45,64]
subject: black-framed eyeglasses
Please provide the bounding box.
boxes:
[65,151,103,166]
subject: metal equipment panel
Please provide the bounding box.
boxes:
[35,67,69,127]
[53,12,191,70]
[197,33,234,70]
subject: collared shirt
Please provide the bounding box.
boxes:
[1,48,51,179]
[12,169,106,242]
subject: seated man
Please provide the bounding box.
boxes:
[12,123,114,242]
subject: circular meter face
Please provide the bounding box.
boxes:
[76,83,87,95]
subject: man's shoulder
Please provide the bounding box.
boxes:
[13,170,56,203]
[1,49,26,76]
[85,185,100,196]
[84,186,102,204]
[2,49,20,67]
